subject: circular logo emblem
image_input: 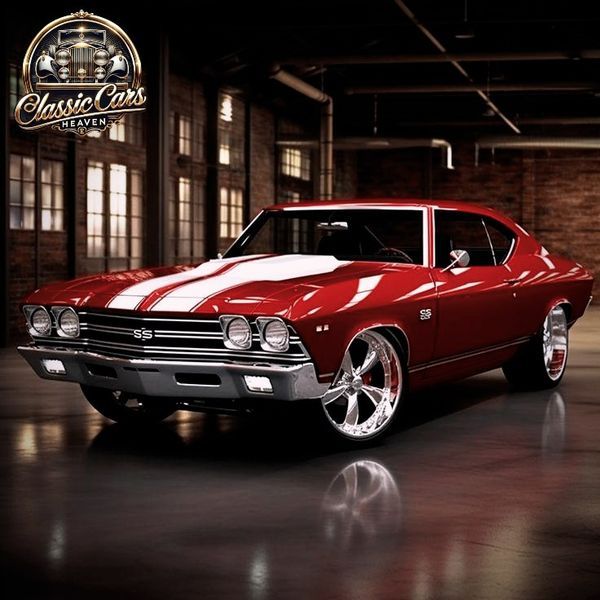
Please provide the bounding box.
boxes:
[15,10,146,136]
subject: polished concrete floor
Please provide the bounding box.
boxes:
[1,309,599,600]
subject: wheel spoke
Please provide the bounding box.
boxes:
[344,391,359,427]
[322,383,348,405]
[356,346,379,376]
[341,352,354,376]
[362,385,385,407]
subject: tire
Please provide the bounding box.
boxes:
[319,330,405,443]
[81,385,177,424]
[502,305,568,390]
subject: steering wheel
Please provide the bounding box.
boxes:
[375,247,414,263]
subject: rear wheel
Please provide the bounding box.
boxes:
[319,330,405,443]
[81,385,177,424]
[502,305,568,389]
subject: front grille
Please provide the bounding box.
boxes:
[70,47,95,81]
[35,310,311,365]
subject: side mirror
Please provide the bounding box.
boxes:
[442,249,470,272]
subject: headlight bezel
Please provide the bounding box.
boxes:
[257,317,290,353]
[53,307,80,338]
[219,315,253,350]
[24,305,53,337]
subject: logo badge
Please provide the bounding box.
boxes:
[133,328,154,341]
[419,308,432,321]
[15,10,146,136]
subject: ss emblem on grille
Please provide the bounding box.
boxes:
[133,328,154,340]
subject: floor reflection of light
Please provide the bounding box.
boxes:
[443,538,465,585]
[173,410,203,440]
[48,520,66,567]
[15,423,38,463]
[248,545,269,600]
[411,558,433,600]
[39,421,64,453]
[542,391,566,458]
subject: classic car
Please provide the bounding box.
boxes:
[18,199,594,443]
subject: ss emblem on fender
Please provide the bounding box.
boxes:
[419,308,432,321]
[133,328,154,340]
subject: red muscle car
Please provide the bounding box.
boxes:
[18,199,594,443]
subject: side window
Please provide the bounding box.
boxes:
[483,217,515,265]
[435,211,503,267]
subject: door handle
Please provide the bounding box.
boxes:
[503,278,520,285]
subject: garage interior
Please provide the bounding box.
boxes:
[1,1,600,598]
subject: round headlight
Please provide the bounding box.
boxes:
[55,49,70,66]
[94,49,109,66]
[30,308,52,336]
[58,67,70,80]
[94,66,106,79]
[225,317,252,349]
[58,308,79,338]
[262,319,289,352]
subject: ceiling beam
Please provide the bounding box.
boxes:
[346,82,597,94]
[389,117,600,128]
[392,0,520,133]
[281,50,600,66]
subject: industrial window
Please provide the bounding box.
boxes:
[9,65,25,115]
[281,148,311,181]
[126,113,144,146]
[130,170,144,269]
[179,115,192,156]
[109,164,128,259]
[9,155,36,230]
[218,93,244,168]
[219,187,244,239]
[193,120,204,161]
[86,161,145,270]
[40,160,64,231]
[220,94,233,122]
[169,178,205,263]
[280,190,301,203]
[86,161,105,257]
[108,119,126,142]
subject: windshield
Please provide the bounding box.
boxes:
[224,208,424,264]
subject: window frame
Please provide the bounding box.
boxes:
[432,208,516,269]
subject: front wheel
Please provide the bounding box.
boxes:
[81,385,177,424]
[319,330,405,443]
[502,305,568,389]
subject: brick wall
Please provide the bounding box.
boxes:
[250,104,276,218]
[356,143,599,297]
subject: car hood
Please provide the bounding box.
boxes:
[24,254,417,315]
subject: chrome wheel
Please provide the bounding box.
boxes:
[321,331,402,440]
[542,306,568,381]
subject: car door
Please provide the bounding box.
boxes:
[431,209,522,360]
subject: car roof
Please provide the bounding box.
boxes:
[266,198,501,216]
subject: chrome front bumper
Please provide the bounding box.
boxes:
[17,345,329,401]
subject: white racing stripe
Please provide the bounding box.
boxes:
[106,255,265,310]
[149,254,349,312]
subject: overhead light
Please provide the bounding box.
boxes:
[454,26,475,40]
